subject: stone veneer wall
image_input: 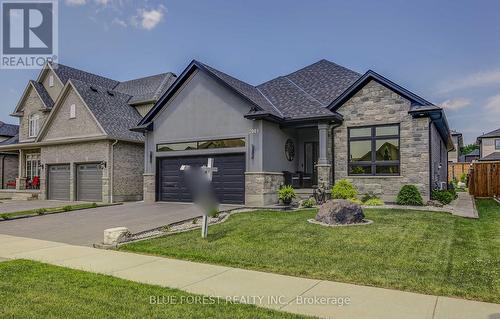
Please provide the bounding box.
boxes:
[245,172,284,206]
[334,80,431,202]
[18,88,49,143]
[112,141,144,202]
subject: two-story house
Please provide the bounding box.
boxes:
[477,128,500,161]
[0,63,176,202]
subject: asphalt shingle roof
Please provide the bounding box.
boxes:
[478,128,500,138]
[114,73,177,105]
[0,133,19,145]
[479,152,500,161]
[0,121,19,137]
[70,80,144,142]
[51,63,119,89]
[30,80,54,108]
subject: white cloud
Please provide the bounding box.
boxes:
[439,98,472,110]
[95,0,111,5]
[439,68,500,93]
[65,0,87,6]
[112,17,127,27]
[132,5,166,30]
[485,94,500,114]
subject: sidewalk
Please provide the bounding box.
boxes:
[1,234,498,319]
[450,192,479,218]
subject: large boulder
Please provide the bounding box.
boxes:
[315,199,365,225]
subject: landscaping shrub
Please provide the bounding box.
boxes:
[460,173,468,184]
[278,185,296,204]
[62,206,73,212]
[331,179,358,200]
[35,208,47,215]
[348,198,363,204]
[91,202,98,208]
[431,190,456,205]
[0,214,9,220]
[361,193,378,203]
[396,185,423,206]
[300,197,316,208]
[364,198,384,206]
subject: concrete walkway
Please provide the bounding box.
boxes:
[1,235,498,319]
[449,192,479,218]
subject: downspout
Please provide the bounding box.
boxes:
[110,140,118,203]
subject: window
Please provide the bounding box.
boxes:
[157,138,245,152]
[25,154,41,180]
[496,139,500,150]
[28,114,39,137]
[49,75,54,87]
[70,104,76,119]
[348,124,400,176]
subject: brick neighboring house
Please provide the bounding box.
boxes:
[0,63,176,202]
[134,59,453,205]
[477,128,500,161]
[0,121,19,189]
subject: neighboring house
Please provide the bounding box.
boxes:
[0,63,176,202]
[134,59,453,205]
[0,122,19,189]
[477,128,500,162]
[459,149,480,163]
[448,130,463,163]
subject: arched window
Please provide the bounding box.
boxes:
[28,114,39,137]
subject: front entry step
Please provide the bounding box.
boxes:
[10,192,39,201]
[295,188,315,200]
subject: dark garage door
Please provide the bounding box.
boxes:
[77,164,103,202]
[158,154,245,204]
[48,165,70,201]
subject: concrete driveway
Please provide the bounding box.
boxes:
[0,200,80,214]
[0,202,239,246]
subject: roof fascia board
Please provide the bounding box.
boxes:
[0,136,143,151]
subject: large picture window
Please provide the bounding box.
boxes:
[25,153,41,180]
[157,138,245,152]
[348,124,400,176]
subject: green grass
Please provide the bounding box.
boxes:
[0,260,310,319]
[121,199,500,303]
[0,203,115,220]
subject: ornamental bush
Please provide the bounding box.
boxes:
[396,185,423,206]
[278,185,296,203]
[300,197,317,208]
[331,179,358,200]
[431,190,456,205]
[364,198,384,206]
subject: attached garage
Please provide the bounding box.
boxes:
[76,163,103,202]
[48,164,70,201]
[158,153,245,204]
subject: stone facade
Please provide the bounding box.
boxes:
[42,88,103,141]
[0,154,18,189]
[41,69,63,102]
[143,173,155,203]
[112,141,144,202]
[18,87,50,143]
[334,80,431,202]
[245,172,284,206]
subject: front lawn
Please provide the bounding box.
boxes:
[0,203,118,220]
[121,199,500,303]
[0,260,309,319]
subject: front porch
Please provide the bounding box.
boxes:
[0,147,42,199]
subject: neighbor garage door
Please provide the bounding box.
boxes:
[158,153,245,204]
[48,165,70,201]
[77,164,102,202]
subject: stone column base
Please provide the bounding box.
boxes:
[316,164,332,189]
[245,172,284,206]
[143,173,156,203]
[15,177,26,190]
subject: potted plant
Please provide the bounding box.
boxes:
[278,185,296,206]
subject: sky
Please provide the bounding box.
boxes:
[0,0,499,144]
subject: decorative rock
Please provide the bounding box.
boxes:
[315,199,365,225]
[426,200,444,207]
[103,227,130,245]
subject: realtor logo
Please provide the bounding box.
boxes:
[1,0,58,69]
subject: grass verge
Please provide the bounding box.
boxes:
[0,260,310,319]
[0,202,119,220]
[121,199,500,303]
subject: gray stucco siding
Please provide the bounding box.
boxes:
[146,70,259,173]
[261,121,297,173]
[431,122,448,188]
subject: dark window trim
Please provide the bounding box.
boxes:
[156,137,245,152]
[495,139,500,150]
[347,123,401,176]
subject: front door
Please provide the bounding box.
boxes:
[304,142,319,187]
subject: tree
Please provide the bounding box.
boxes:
[461,143,479,155]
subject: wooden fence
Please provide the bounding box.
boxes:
[448,162,471,182]
[468,161,500,197]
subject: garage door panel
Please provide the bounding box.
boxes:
[158,154,245,204]
[77,164,102,202]
[48,165,70,201]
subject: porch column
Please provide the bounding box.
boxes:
[15,149,26,190]
[316,123,332,188]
